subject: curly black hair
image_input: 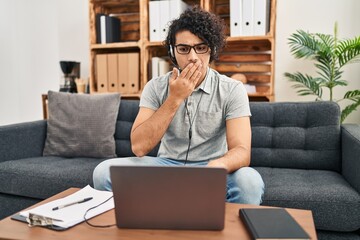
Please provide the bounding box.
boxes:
[164,5,226,63]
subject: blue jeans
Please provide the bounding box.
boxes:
[93,156,265,205]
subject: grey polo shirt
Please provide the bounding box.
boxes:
[140,67,251,161]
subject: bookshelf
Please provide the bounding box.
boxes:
[88,0,276,101]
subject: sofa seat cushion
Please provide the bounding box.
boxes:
[255,167,360,232]
[0,157,106,199]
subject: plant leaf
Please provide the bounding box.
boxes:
[332,79,348,86]
[288,30,319,59]
[284,72,323,98]
[341,100,360,123]
[315,33,335,50]
[343,89,360,102]
[336,36,360,67]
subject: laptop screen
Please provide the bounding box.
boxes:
[110,165,227,230]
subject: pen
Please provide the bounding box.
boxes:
[52,197,93,211]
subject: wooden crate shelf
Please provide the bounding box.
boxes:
[88,0,276,101]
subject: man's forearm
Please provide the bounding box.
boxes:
[131,97,182,156]
[208,146,250,173]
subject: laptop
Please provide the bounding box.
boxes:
[110,165,227,230]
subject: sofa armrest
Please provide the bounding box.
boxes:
[0,120,47,162]
[341,124,360,193]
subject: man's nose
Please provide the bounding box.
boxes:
[187,48,199,62]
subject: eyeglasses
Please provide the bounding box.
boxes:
[174,43,210,55]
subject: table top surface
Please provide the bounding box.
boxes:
[0,188,317,240]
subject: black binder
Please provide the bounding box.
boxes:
[106,16,121,43]
[239,208,310,239]
[96,14,121,43]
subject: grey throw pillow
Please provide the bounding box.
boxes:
[43,91,121,158]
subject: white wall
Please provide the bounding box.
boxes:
[275,0,360,123]
[0,0,89,125]
[0,0,359,125]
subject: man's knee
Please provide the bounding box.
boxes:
[234,167,264,188]
[93,158,131,190]
[93,157,151,191]
[229,167,265,205]
[93,160,111,190]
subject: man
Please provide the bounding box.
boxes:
[93,6,264,204]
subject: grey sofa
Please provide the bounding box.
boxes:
[0,100,359,239]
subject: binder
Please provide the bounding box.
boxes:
[117,53,129,93]
[100,15,107,44]
[158,58,170,76]
[107,54,118,92]
[151,57,170,78]
[96,54,108,92]
[170,0,188,22]
[241,0,254,36]
[106,16,121,43]
[149,0,188,42]
[95,13,105,43]
[159,0,170,41]
[253,0,270,36]
[151,57,160,78]
[149,1,161,41]
[230,0,242,37]
[99,15,121,43]
[127,53,139,93]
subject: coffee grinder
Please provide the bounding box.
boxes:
[59,61,80,93]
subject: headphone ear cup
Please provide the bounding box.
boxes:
[169,45,174,58]
[168,45,178,66]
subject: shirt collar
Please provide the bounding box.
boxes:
[195,67,211,95]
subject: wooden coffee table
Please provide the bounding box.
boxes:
[0,188,317,240]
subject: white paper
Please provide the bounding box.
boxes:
[20,185,114,228]
[244,84,257,93]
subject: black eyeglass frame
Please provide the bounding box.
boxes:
[174,43,210,55]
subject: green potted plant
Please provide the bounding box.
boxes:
[284,23,360,122]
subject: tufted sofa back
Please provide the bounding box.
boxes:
[114,99,159,157]
[115,100,341,172]
[250,101,341,171]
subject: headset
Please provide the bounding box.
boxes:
[168,44,180,72]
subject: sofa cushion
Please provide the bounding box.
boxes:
[256,167,360,232]
[43,91,120,158]
[0,157,106,199]
[250,101,341,171]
